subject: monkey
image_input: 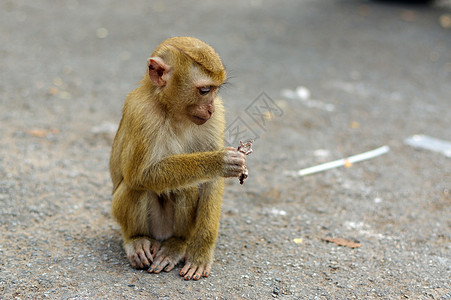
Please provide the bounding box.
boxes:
[109,37,246,280]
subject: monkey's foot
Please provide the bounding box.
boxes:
[148,239,185,274]
[179,261,212,281]
[124,237,160,269]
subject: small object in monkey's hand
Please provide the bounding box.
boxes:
[237,139,254,184]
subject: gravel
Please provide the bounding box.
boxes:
[1,0,450,299]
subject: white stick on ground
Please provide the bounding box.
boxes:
[288,145,390,177]
[404,134,451,158]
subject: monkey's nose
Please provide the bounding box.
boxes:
[208,105,215,116]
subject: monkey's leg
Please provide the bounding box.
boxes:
[180,179,224,280]
[148,188,197,274]
[111,182,160,269]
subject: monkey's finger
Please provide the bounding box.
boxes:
[148,255,164,273]
[184,265,198,281]
[223,165,246,178]
[151,242,161,257]
[137,250,151,267]
[203,264,212,277]
[128,249,146,269]
[227,154,246,167]
[138,240,152,266]
[224,164,244,171]
[144,250,153,263]
[142,243,154,263]
[193,266,204,281]
[231,159,246,167]
[128,256,139,268]
[227,150,246,159]
[132,254,145,269]
[179,262,191,277]
[153,258,170,274]
[164,261,176,272]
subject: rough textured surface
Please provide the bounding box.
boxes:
[1,0,450,299]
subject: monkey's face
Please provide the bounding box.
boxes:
[178,64,223,126]
[147,47,226,126]
[185,86,218,125]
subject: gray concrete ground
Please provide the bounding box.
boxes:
[1,0,450,299]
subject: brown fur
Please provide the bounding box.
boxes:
[109,37,245,280]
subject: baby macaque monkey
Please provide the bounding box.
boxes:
[110,37,246,280]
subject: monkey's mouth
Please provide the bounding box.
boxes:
[191,115,209,125]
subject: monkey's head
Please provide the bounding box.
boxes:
[146,37,227,126]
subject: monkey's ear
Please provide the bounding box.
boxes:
[147,57,171,87]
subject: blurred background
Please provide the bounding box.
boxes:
[1,0,450,298]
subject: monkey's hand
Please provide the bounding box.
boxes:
[148,237,186,274]
[221,149,246,178]
[124,237,161,269]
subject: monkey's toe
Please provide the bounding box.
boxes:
[180,262,211,280]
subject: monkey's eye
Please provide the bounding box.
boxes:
[198,86,211,96]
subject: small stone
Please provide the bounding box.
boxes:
[96,27,109,39]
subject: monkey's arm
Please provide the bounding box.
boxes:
[122,151,243,194]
